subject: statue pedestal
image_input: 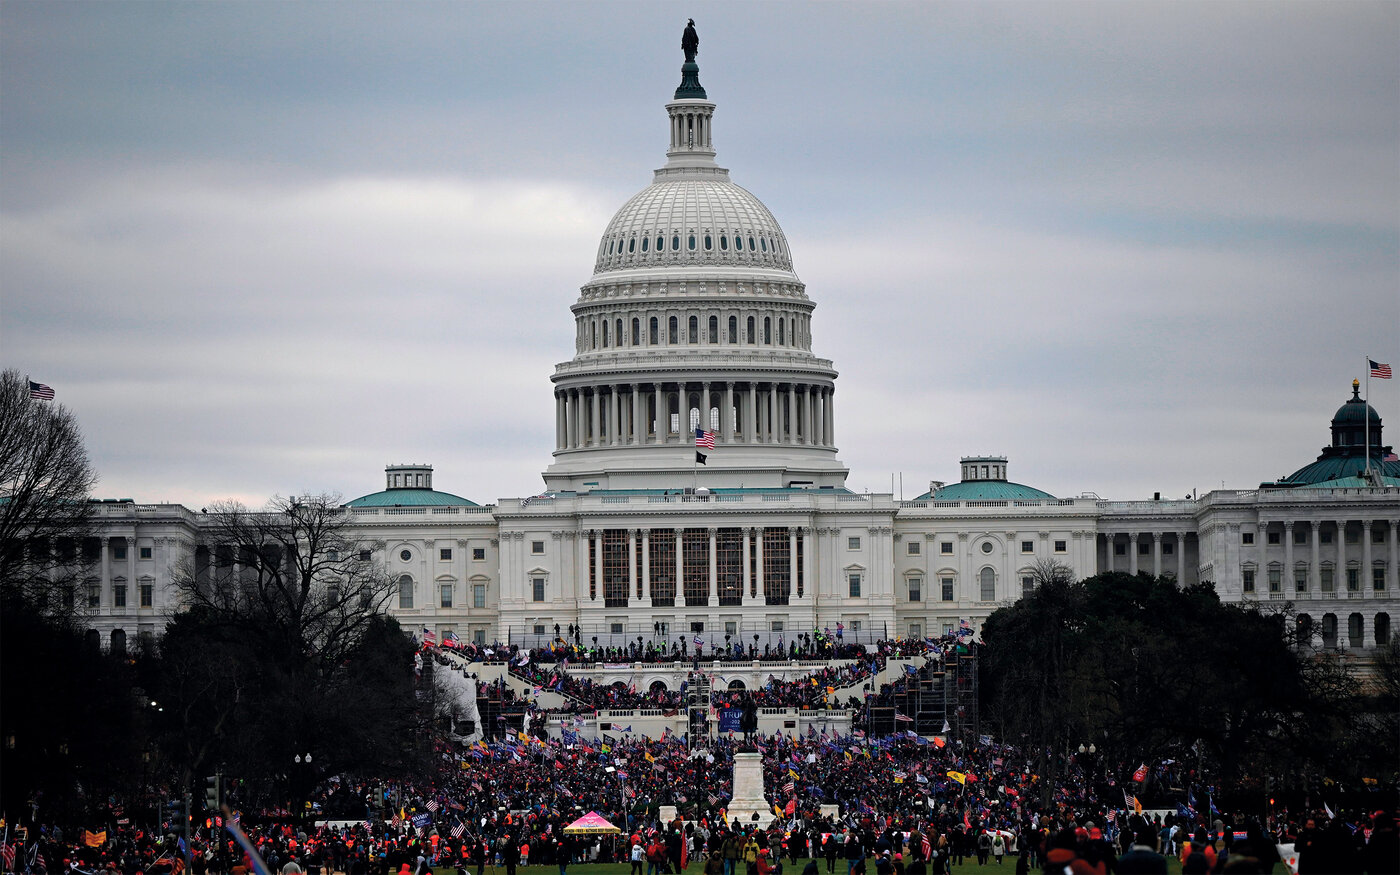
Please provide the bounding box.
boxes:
[724,751,774,828]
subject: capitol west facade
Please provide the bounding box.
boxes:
[74,39,1400,659]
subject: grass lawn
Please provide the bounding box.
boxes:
[430,856,1195,875]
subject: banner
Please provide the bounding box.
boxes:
[84,831,107,848]
[718,710,742,733]
[411,813,433,829]
[947,771,966,785]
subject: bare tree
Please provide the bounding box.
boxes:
[0,369,98,613]
[171,493,399,666]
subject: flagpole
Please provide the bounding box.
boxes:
[1365,356,1373,483]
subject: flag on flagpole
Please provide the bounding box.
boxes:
[28,381,55,401]
[1371,360,1393,379]
[421,627,437,646]
[695,451,707,465]
[695,428,716,448]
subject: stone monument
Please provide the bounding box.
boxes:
[723,750,774,827]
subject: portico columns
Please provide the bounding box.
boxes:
[1362,520,1372,593]
[724,382,735,443]
[1129,533,1139,575]
[654,384,664,444]
[1310,521,1321,591]
[674,528,684,606]
[631,383,642,445]
[1152,532,1162,578]
[741,528,752,605]
[745,383,757,444]
[708,528,718,607]
[642,530,651,600]
[788,527,798,600]
[1284,524,1294,590]
[1177,532,1188,582]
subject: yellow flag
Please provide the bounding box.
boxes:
[773,804,783,817]
[1133,796,1143,814]
[947,771,966,785]
[645,752,656,763]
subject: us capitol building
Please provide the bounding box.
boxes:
[76,31,1400,659]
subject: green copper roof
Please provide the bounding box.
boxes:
[1277,453,1400,486]
[912,481,1055,501]
[1299,474,1400,489]
[344,489,478,508]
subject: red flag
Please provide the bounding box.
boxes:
[1132,764,1148,783]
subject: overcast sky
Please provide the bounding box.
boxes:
[3,1,1397,508]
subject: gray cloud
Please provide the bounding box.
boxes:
[3,1,1396,508]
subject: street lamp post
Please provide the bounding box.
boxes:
[294,753,313,824]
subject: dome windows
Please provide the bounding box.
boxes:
[761,238,768,252]
[719,235,728,251]
[704,234,713,250]
[733,235,742,251]
[656,235,664,252]
[641,236,649,252]
[672,235,680,251]
[688,234,696,251]
[608,240,614,255]
[748,236,756,251]
[628,238,636,253]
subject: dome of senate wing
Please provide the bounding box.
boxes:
[592,178,794,275]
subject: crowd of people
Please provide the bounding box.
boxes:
[11,720,1396,875]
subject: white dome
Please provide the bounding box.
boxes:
[592,177,794,275]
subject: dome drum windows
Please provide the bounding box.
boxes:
[628,238,636,253]
[704,234,712,251]
[719,235,728,251]
[641,236,649,252]
[672,235,680,251]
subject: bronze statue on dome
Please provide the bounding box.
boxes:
[682,19,699,62]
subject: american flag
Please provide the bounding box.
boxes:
[451,822,467,839]
[424,799,440,813]
[1372,360,1393,379]
[782,780,795,794]
[695,428,715,448]
[421,627,437,646]
[920,834,931,860]
[28,381,55,401]
[2,842,16,871]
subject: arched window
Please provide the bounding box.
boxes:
[591,321,597,349]
[719,235,728,251]
[763,317,772,344]
[708,315,718,343]
[602,320,609,347]
[734,235,742,251]
[704,234,712,250]
[1377,613,1391,646]
[398,574,414,610]
[778,319,786,346]
[1322,613,1338,648]
[628,237,635,253]
[608,240,614,255]
[728,315,738,344]
[672,235,680,251]
[111,628,127,655]
[688,234,696,251]
[631,317,640,346]
[979,567,996,601]
[747,316,756,344]
[748,236,756,250]
[615,319,622,347]
[1348,612,1364,648]
[650,317,659,345]
[669,316,679,344]
[761,238,768,252]
[728,679,746,690]
[688,315,698,343]
[656,235,664,252]
[641,236,649,252]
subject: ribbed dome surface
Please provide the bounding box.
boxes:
[592,178,793,275]
[1333,397,1380,424]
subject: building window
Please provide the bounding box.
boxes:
[473,548,486,561]
[532,577,545,602]
[139,581,153,608]
[1295,568,1308,592]
[398,575,413,609]
[1020,540,1033,554]
[688,315,698,343]
[1377,613,1392,646]
[359,549,372,561]
[114,544,127,560]
[1269,569,1282,592]
[399,549,412,562]
[908,577,921,602]
[1347,568,1360,591]
[746,316,755,344]
[907,541,920,556]
[1345,526,1360,545]
[650,317,659,344]
[724,621,737,635]
[86,581,100,609]
[1375,567,1387,591]
[473,629,486,645]
[909,623,921,639]
[1320,568,1334,593]
[1321,530,1333,545]
[981,541,994,554]
[1114,542,1127,556]
[532,541,545,555]
[440,584,453,608]
[1242,569,1255,593]
[1347,613,1363,647]
[848,574,861,597]
[473,584,486,609]
[941,577,954,601]
[850,620,862,632]
[533,624,546,636]
[1373,527,1386,544]
[1267,531,1281,545]
[139,546,153,560]
[979,567,995,601]
[1242,532,1255,545]
[327,584,340,606]
[847,536,860,550]
[1138,540,1150,555]
[728,316,738,343]
[113,580,126,608]
[771,620,784,632]
[708,315,719,343]
[1294,529,1307,545]
[1163,541,1174,555]
[1054,540,1067,553]
[940,542,953,555]
[1022,576,1034,597]
[439,548,452,561]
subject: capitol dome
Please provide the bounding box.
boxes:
[592,179,794,275]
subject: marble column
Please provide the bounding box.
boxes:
[755,527,765,598]
[1152,532,1162,578]
[1362,519,1372,594]
[1310,521,1321,591]
[708,528,718,608]
[724,382,735,443]
[1337,520,1347,590]
[1129,533,1139,575]
[654,384,664,444]
[594,531,604,600]
[674,528,685,606]
[1284,522,1294,592]
[745,383,757,444]
[740,528,752,605]
[628,529,638,602]
[589,389,600,447]
[642,530,651,600]
[631,384,642,445]
[788,527,798,603]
